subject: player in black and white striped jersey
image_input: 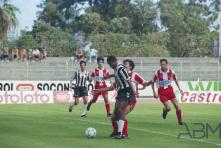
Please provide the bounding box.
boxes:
[69,60,91,117]
[106,56,136,139]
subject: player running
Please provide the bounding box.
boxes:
[69,60,91,117]
[86,56,112,117]
[144,59,183,125]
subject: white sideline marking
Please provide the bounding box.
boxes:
[72,118,221,147]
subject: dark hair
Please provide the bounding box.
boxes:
[107,56,117,63]
[97,56,104,63]
[123,59,135,71]
[80,60,86,65]
[160,59,168,64]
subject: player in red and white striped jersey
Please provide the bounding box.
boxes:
[87,57,112,117]
[144,59,184,125]
[121,59,151,137]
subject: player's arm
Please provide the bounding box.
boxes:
[70,72,77,90]
[172,70,183,95]
[103,74,114,80]
[174,79,183,95]
[142,80,154,88]
[93,86,115,93]
[92,83,116,95]
[87,72,93,82]
[151,83,158,99]
[133,73,148,90]
[150,73,158,99]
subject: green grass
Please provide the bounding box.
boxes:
[0,103,220,148]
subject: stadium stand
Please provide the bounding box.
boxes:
[0,57,220,81]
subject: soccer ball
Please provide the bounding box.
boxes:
[85,127,96,138]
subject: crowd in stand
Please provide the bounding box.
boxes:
[71,47,98,62]
[0,47,47,62]
[1,46,97,62]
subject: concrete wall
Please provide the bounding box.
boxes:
[0,57,220,81]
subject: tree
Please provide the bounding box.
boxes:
[89,32,169,57]
[31,21,76,56]
[159,0,219,57]
[17,31,37,49]
[0,0,20,46]
[110,17,132,33]
[131,0,158,34]
[78,12,109,34]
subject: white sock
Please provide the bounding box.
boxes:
[117,120,125,134]
[69,100,74,106]
[81,104,87,115]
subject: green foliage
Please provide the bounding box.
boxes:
[110,17,132,33]
[159,0,218,57]
[88,32,169,57]
[78,12,109,34]
[32,21,76,56]
[12,0,219,57]
[17,31,37,49]
[0,0,20,46]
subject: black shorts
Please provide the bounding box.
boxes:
[116,87,134,103]
[74,87,88,97]
[3,55,8,59]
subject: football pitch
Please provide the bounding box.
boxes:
[0,103,220,148]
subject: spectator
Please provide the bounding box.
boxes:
[28,49,33,61]
[32,48,40,61]
[19,48,27,61]
[42,49,47,60]
[88,48,97,62]
[75,48,84,62]
[12,47,19,61]
[39,49,47,61]
[2,47,9,62]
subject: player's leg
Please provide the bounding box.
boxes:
[87,95,99,111]
[81,96,88,117]
[69,97,79,112]
[103,94,112,117]
[171,99,183,125]
[122,102,136,137]
[110,100,119,137]
[162,100,171,119]
[116,100,129,139]
[69,87,80,112]
[159,93,171,119]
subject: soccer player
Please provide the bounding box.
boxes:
[86,56,112,117]
[93,56,136,139]
[69,60,91,117]
[145,59,183,125]
[121,59,149,137]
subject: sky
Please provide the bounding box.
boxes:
[9,0,42,37]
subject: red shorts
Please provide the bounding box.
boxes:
[129,99,137,111]
[94,85,108,97]
[158,86,176,103]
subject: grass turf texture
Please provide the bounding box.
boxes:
[0,103,220,148]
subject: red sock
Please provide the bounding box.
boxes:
[123,119,128,136]
[105,103,110,114]
[112,121,118,134]
[176,109,182,123]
